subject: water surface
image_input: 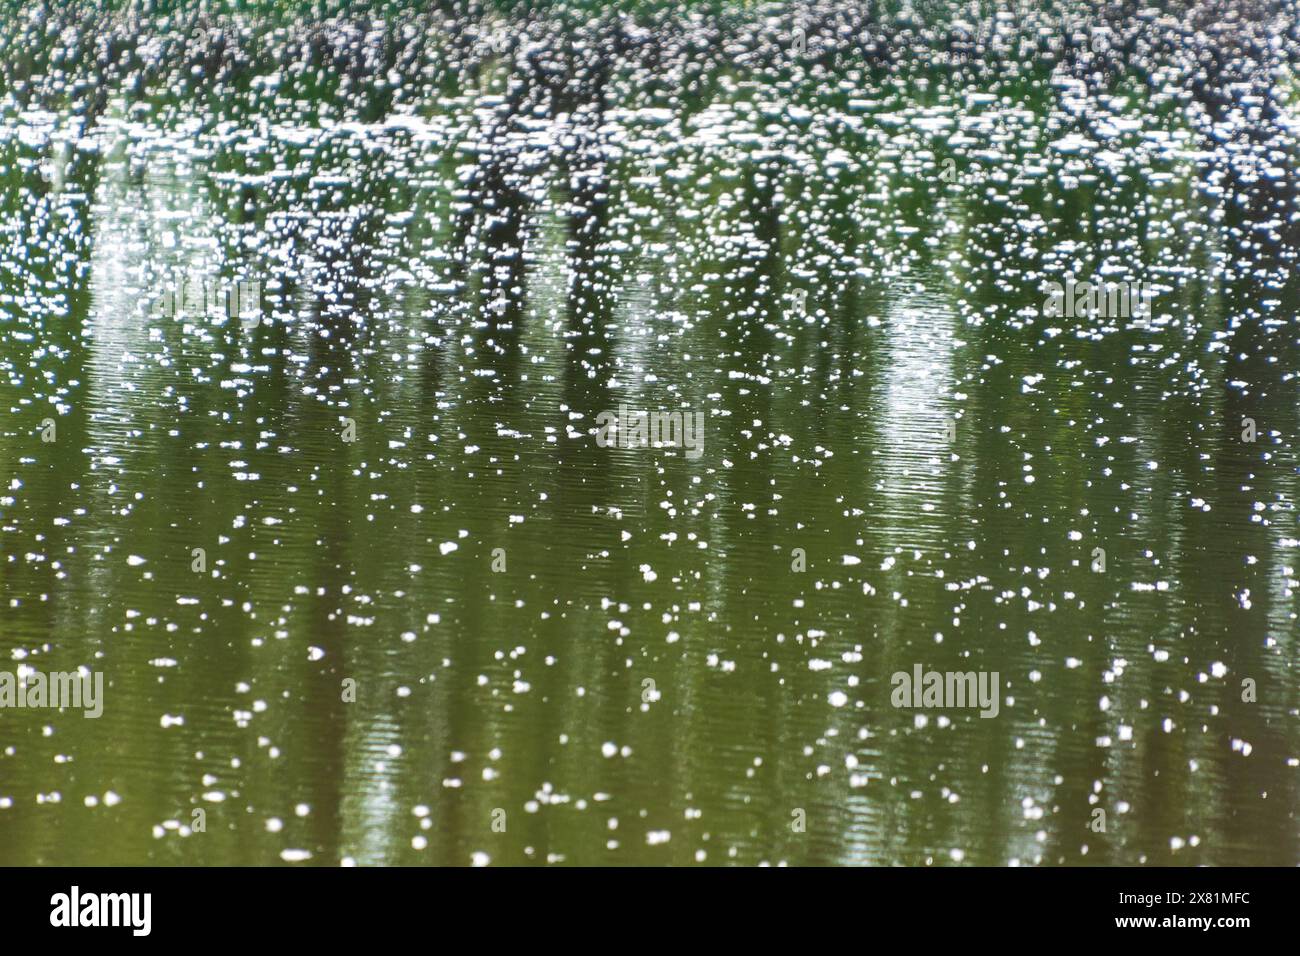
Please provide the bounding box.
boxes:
[1,2,1299,865]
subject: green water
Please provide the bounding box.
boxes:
[1,3,1298,865]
